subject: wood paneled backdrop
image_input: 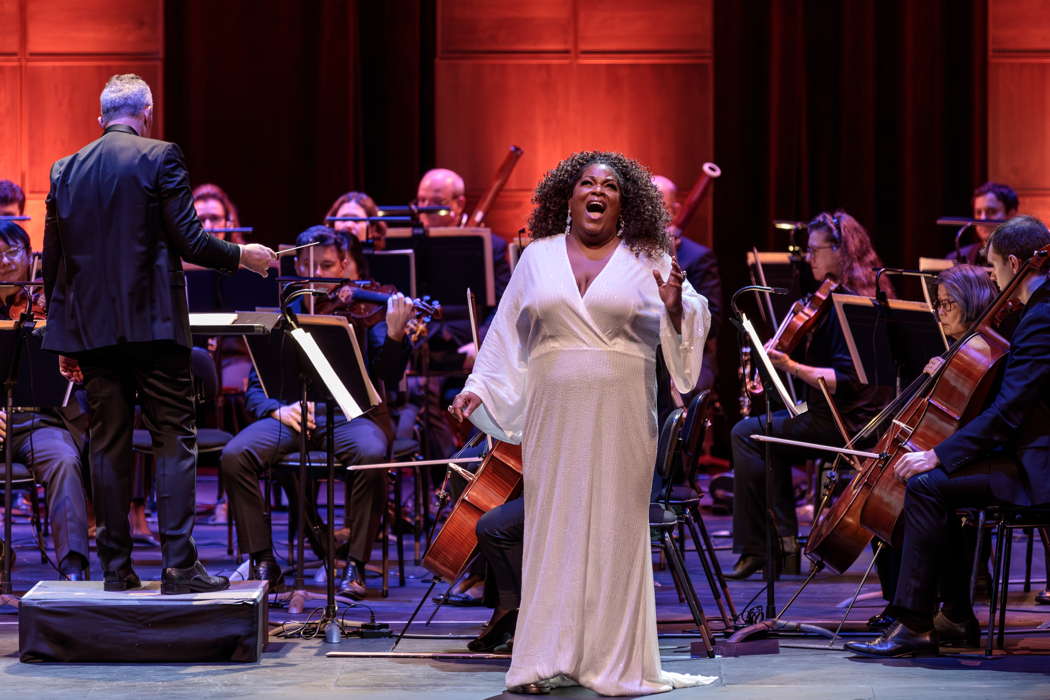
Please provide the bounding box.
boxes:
[0,0,163,248]
[989,0,1050,224]
[434,0,715,245]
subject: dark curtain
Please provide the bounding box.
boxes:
[712,0,986,425]
[164,0,435,247]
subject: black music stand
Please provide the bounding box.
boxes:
[245,306,380,643]
[1,317,70,602]
[384,227,496,307]
[832,293,947,393]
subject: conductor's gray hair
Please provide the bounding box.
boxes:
[99,74,153,122]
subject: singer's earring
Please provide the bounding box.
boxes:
[564,212,572,236]
[616,218,624,238]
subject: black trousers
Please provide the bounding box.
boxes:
[730,408,841,556]
[893,457,1028,626]
[220,413,388,565]
[11,412,89,570]
[79,341,198,573]
[476,497,524,610]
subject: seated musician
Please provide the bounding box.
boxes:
[192,183,246,243]
[726,211,891,580]
[0,179,25,217]
[848,216,1050,657]
[0,221,91,580]
[947,182,1018,266]
[325,191,387,249]
[652,175,722,394]
[220,226,412,598]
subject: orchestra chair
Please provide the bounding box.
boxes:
[381,435,425,594]
[132,347,235,548]
[0,462,47,563]
[977,504,1050,655]
[649,406,716,656]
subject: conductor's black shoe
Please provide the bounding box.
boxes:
[103,567,142,592]
[161,560,230,594]
[867,611,896,633]
[844,622,939,658]
[724,554,767,580]
[337,560,366,600]
[934,611,980,647]
[1036,589,1050,605]
[65,569,89,582]
[251,558,283,592]
[468,608,518,652]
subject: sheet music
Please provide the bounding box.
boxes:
[289,328,364,419]
[740,312,806,417]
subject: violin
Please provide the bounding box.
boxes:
[769,277,839,354]
[3,286,45,321]
[314,279,442,342]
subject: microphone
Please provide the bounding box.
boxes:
[732,284,789,318]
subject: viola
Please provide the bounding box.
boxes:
[769,277,839,354]
[3,286,45,321]
[805,244,1050,570]
[313,279,442,342]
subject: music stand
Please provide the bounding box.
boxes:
[384,227,495,307]
[363,250,417,299]
[244,308,380,642]
[1,318,70,601]
[832,293,947,392]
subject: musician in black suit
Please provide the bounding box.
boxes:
[847,216,1050,657]
[42,74,275,593]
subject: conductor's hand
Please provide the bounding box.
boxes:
[385,293,413,342]
[449,391,482,424]
[653,257,685,333]
[59,355,83,384]
[894,449,939,482]
[239,243,278,277]
[271,402,316,433]
[923,356,945,376]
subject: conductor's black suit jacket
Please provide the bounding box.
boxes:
[42,124,241,354]
[934,279,1050,506]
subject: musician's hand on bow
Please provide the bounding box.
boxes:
[58,355,83,384]
[653,257,685,333]
[239,243,278,277]
[385,292,413,342]
[449,391,481,424]
[894,449,939,482]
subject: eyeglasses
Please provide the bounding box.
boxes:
[804,245,837,258]
[932,297,957,314]
[0,245,26,262]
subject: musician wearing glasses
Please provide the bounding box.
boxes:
[220,226,412,599]
[847,217,1050,658]
[192,183,246,243]
[726,211,891,580]
[0,221,91,581]
[325,191,388,250]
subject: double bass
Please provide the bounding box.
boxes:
[805,245,1050,572]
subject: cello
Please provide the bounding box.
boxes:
[805,245,1050,572]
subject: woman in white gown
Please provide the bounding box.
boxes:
[450,152,717,695]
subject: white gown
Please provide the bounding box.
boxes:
[464,234,718,696]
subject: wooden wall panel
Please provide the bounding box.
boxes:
[0,1,19,55]
[989,0,1050,53]
[0,65,19,181]
[26,62,163,193]
[988,62,1050,188]
[435,0,715,244]
[439,0,571,54]
[577,0,712,54]
[1015,191,1050,224]
[27,0,162,55]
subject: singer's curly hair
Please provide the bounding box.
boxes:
[528,151,670,258]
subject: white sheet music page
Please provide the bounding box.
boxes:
[740,312,806,417]
[289,327,364,419]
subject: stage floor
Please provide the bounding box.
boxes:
[1,476,1048,698]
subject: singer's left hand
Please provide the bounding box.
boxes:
[654,257,685,333]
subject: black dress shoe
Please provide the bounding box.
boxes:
[64,569,89,582]
[251,558,283,592]
[161,560,230,594]
[131,533,161,548]
[934,611,980,647]
[724,554,768,580]
[433,591,485,606]
[867,612,896,633]
[1036,589,1050,605]
[468,608,518,652]
[844,622,939,658]
[103,567,142,592]
[337,560,366,600]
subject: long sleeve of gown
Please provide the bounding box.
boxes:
[463,249,530,444]
[659,262,711,394]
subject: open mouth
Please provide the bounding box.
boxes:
[585,199,606,217]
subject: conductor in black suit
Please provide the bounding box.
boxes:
[847,216,1050,658]
[42,74,276,593]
